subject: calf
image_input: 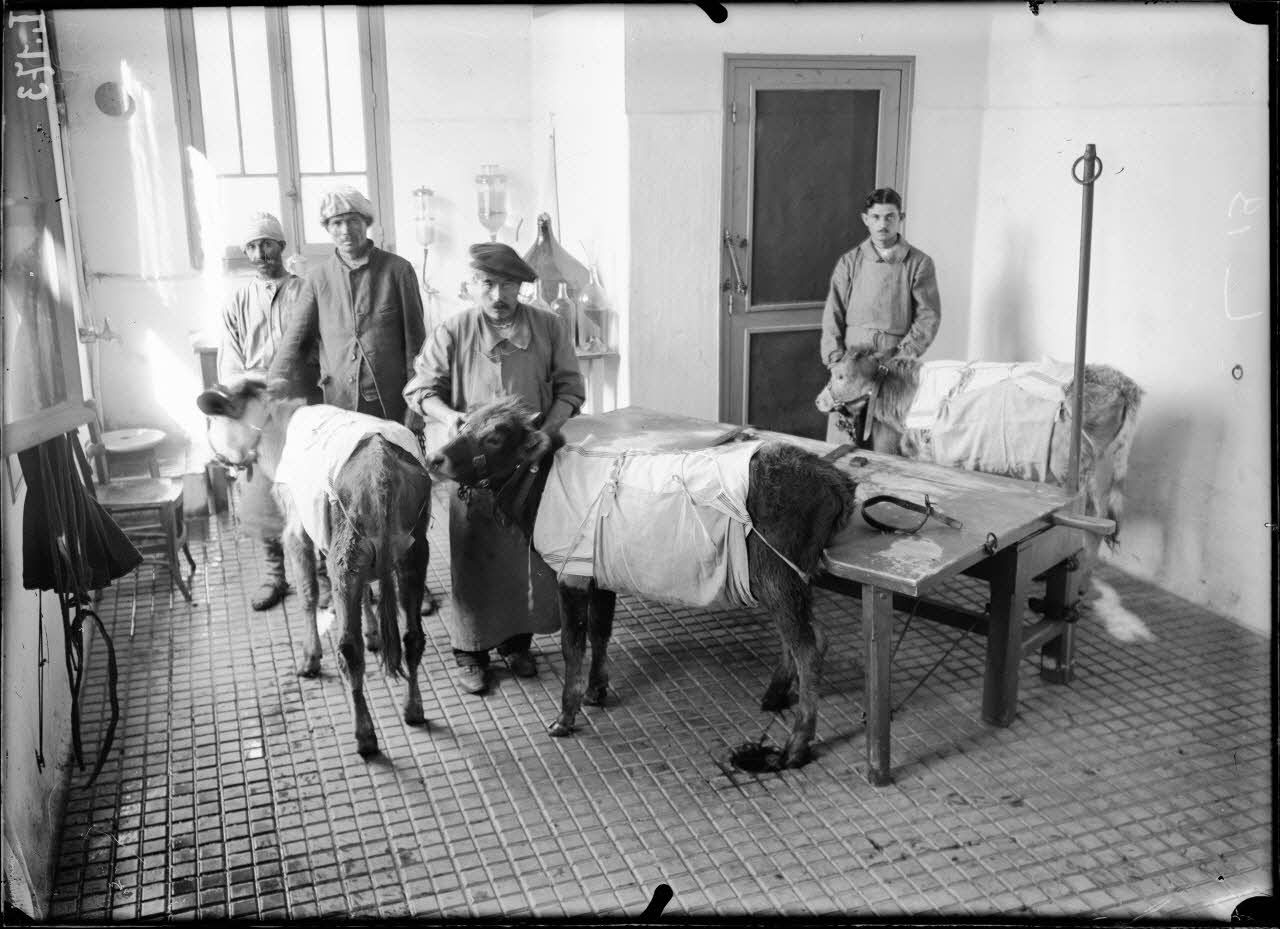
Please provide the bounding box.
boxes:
[198,380,432,757]
[820,349,1143,547]
[427,396,858,768]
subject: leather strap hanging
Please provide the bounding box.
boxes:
[19,431,141,783]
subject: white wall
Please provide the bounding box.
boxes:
[53,9,218,443]
[621,3,1271,633]
[622,3,993,420]
[530,6,629,411]
[966,4,1271,632]
[383,5,535,334]
[1,484,76,918]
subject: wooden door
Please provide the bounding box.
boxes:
[720,56,914,437]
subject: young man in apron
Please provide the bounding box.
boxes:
[818,187,941,451]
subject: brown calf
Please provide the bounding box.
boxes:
[198,381,432,757]
[428,396,858,768]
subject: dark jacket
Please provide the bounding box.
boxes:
[270,245,426,428]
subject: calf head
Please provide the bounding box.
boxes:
[197,378,271,470]
[816,346,922,434]
[427,395,552,488]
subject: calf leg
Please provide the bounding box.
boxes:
[761,632,798,712]
[583,586,616,707]
[549,581,591,737]
[332,529,379,757]
[397,526,430,727]
[761,575,823,768]
[283,528,323,678]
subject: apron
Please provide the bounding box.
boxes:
[825,250,911,445]
[444,489,562,652]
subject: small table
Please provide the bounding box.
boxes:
[565,407,1088,786]
[801,440,1083,785]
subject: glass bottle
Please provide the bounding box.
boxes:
[475,165,507,241]
[549,281,576,343]
[522,213,588,306]
[575,265,610,354]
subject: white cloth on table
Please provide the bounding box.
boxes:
[533,440,761,609]
[273,405,425,553]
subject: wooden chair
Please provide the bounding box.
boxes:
[83,407,196,602]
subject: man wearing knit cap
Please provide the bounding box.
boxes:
[218,212,322,610]
[405,242,585,694]
[269,185,425,429]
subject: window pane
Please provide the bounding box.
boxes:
[192,8,241,173]
[301,173,369,244]
[228,7,276,175]
[751,89,880,305]
[217,175,284,253]
[288,7,332,174]
[322,8,367,174]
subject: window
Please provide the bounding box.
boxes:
[166,6,394,269]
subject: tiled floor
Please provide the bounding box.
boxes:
[50,483,1273,920]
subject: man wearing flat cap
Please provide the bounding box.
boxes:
[269,185,426,429]
[405,242,585,694]
[218,212,322,610]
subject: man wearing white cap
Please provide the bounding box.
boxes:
[218,212,322,610]
[268,185,425,429]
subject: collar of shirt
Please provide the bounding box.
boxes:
[249,274,293,305]
[860,236,910,264]
[476,304,532,355]
[334,244,374,272]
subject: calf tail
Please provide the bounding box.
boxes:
[377,563,404,678]
[374,438,405,678]
[1099,381,1144,549]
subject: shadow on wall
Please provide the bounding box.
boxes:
[965,222,1033,362]
[1120,407,1226,592]
[87,280,209,444]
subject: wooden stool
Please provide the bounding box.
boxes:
[100,427,166,480]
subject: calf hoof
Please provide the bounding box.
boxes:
[547,718,574,737]
[297,657,322,678]
[583,684,609,707]
[760,683,794,713]
[404,703,426,727]
[357,741,380,759]
[781,740,812,769]
[364,634,382,653]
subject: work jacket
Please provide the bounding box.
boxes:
[271,245,426,428]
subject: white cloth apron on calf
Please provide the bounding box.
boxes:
[533,441,762,609]
[273,405,426,553]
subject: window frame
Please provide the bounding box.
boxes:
[165,5,395,272]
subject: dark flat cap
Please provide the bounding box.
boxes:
[469,242,537,283]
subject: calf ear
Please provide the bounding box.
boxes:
[197,387,234,417]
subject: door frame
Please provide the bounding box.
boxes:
[718,54,916,426]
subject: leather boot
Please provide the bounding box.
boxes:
[251,539,289,611]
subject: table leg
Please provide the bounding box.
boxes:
[983,541,1034,727]
[1039,559,1078,684]
[863,584,894,786]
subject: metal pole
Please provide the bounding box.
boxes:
[1068,144,1102,502]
